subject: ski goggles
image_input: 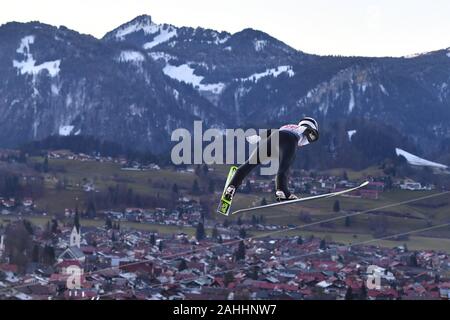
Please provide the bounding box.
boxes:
[304,127,319,143]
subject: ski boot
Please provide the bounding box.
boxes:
[275,190,298,202]
[224,185,236,202]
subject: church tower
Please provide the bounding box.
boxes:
[70,212,81,248]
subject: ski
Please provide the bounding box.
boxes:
[230,181,369,215]
[217,166,238,216]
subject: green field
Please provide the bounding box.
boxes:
[0,215,197,236]
[15,158,450,252]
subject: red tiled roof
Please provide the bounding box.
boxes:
[0,264,18,273]
[55,260,81,268]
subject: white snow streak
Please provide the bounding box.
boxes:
[348,86,355,113]
[347,130,357,141]
[241,66,294,82]
[148,51,175,62]
[13,35,60,77]
[114,17,177,49]
[143,28,177,50]
[254,40,267,52]
[115,19,160,39]
[379,84,389,96]
[59,125,74,136]
[395,148,448,169]
[163,63,225,94]
[117,51,145,63]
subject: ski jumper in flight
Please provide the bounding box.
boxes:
[224,117,319,202]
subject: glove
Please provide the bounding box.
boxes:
[246,135,262,144]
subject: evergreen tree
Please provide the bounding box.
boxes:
[196,222,206,241]
[224,271,235,287]
[51,219,58,234]
[158,241,163,252]
[333,200,340,213]
[239,228,246,239]
[236,241,246,261]
[126,188,134,205]
[249,266,259,280]
[211,226,219,239]
[342,171,348,180]
[43,155,49,173]
[23,220,34,235]
[259,215,265,224]
[345,286,353,300]
[320,239,327,250]
[178,259,188,271]
[360,283,368,299]
[105,217,113,230]
[150,234,156,246]
[409,252,418,267]
[345,216,351,227]
[87,199,96,218]
[32,244,40,263]
[43,245,55,265]
[192,180,201,195]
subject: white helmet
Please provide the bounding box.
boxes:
[299,117,319,143]
[299,117,318,131]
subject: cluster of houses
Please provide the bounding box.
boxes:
[48,150,160,171]
[0,216,449,300]
[1,197,34,213]
[102,200,203,227]
[245,174,435,200]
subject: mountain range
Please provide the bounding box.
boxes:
[0,14,449,166]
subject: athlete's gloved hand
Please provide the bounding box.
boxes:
[246,135,262,144]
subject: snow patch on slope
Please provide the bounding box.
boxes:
[347,130,357,141]
[13,35,60,77]
[348,86,355,113]
[117,50,145,64]
[115,17,160,39]
[148,51,176,62]
[241,66,294,82]
[379,84,389,96]
[59,125,74,136]
[113,16,177,49]
[163,63,225,94]
[254,40,267,52]
[395,148,448,169]
[143,28,177,50]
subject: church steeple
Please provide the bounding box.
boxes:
[70,212,81,248]
[74,211,80,234]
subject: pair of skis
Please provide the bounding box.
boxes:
[217,166,369,216]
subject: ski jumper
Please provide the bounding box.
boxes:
[228,124,310,197]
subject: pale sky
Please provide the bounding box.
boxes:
[1,0,449,57]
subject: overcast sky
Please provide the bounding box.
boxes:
[1,0,449,57]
